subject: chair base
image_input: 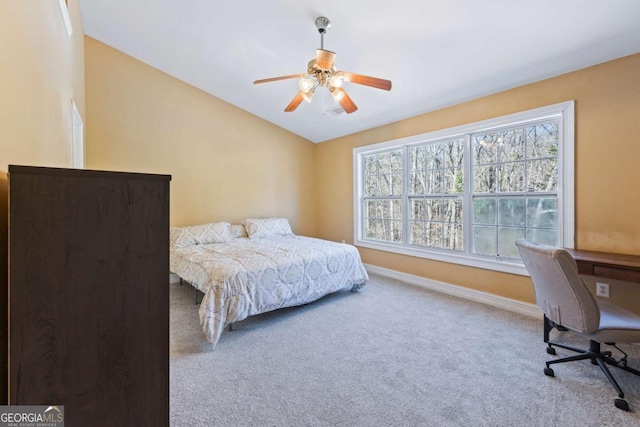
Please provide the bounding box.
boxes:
[543,315,640,411]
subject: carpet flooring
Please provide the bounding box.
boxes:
[170,273,640,426]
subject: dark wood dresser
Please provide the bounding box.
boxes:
[8,165,170,426]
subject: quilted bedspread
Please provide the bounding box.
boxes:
[170,235,369,346]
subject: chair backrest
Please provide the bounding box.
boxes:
[516,239,600,334]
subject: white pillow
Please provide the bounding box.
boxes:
[230,224,248,239]
[242,218,294,239]
[170,222,233,249]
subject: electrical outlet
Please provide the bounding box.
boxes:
[341,240,346,244]
[596,282,610,298]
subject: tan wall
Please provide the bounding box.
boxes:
[0,0,85,404]
[0,0,85,170]
[84,37,317,235]
[315,53,640,309]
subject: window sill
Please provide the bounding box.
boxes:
[355,239,529,276]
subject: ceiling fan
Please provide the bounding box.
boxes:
[253,17,392,114]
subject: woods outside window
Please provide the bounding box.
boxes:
[354,101,574,275]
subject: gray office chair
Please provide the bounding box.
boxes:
[516,239,640,411]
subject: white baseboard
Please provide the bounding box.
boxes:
[364,263,541,319]
[169,273,180,284]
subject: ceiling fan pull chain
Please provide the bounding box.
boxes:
[322,89,326,115]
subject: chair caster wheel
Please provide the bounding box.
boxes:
[546,346,556,355]
[614,398,629,411]
[544,367,555,377]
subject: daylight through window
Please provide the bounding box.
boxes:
[354,102,574,275]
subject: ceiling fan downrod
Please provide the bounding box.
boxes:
[315,16,331,50]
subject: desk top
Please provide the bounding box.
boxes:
[566,249,640,271]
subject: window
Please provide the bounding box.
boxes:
[354,101,574,275]
[408,138,465,252]
[362,150,403,243]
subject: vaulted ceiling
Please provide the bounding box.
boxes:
[79,0,640,143]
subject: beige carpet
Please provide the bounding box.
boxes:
[170,273,640,426]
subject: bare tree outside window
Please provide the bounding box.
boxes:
[363,150,403,243]
[409,138,464,251]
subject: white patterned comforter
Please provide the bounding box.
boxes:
[170,236,369,346]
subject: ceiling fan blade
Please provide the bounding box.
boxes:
[253,73,308,84]
[338,89,358,114]
[316,49,336,70]
[337,71,392,91]
[284,92,305,112]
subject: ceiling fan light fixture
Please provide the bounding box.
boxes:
[298,77,315,93]
[328,76,343,88]
[330,87,345,102]
[302,89,315,103]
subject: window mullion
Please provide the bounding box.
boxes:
[359,154,366,241]
[356,154,362,242]
[463,134,472,255]
[402,146,409,245]
[557,114,565,246]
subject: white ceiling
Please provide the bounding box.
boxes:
[79,0,640,143]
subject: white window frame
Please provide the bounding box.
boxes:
[353,101,575,276]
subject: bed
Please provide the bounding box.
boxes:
[170,218,369,346]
